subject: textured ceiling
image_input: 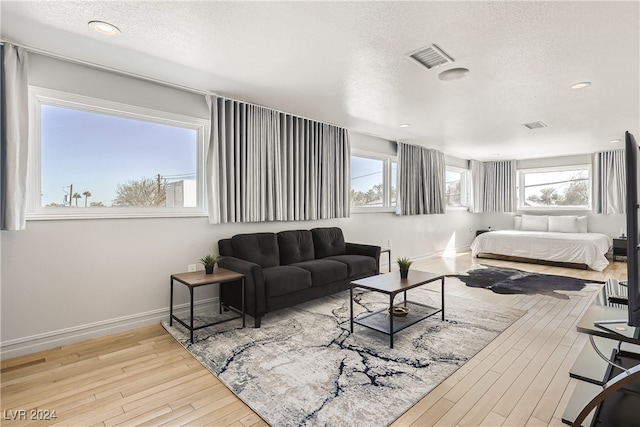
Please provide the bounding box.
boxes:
[1,1,639,160]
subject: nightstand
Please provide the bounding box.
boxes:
[476,229,491,237]
[612,237,627,261]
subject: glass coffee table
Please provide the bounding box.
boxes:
[350,271,445,348]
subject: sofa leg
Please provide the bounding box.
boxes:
[254,316,262,328]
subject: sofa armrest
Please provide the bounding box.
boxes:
[218,257,266,318]
[346,242,381,273]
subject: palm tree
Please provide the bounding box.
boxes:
[82,191,92,207]
[73,192,82,207]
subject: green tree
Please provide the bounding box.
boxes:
[90,201,106,207]
[561,180,588,206]
[72,192,82,207]
[527,187,560,206]
[113,177,166,207]
[350,183,383,206]
[446,180,461,206]
[82,190,92,207]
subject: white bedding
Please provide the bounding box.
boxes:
[470,230,612,271]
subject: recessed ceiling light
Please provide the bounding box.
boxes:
[88,20,121,36]
[399,123,411,128]
[610,139,622,143]
[570,81,591,90]
[438,67,470,81]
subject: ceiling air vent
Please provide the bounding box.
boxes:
[522,121,547,130]
[405,44,454,70]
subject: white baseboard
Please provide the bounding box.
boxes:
[0,298,218,360]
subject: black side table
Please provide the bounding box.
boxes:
[380,248,391,273]
[612,237,627,261]
[170,268,245,343]
[476,229,491,237]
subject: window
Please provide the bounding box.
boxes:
[350,151,397,212]
[28,87,208,219]
[445,166,469,208]
[518,165,591,210]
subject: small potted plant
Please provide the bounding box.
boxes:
[397,257,413,279]
[199,254,221,274]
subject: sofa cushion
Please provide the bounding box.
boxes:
[277,230,315,265]
[291,259,348,287]
[231,233,279,268]
[263,266,312,298]
[325,254,376,278]
[311,227,346,259]
[218,238,233,256]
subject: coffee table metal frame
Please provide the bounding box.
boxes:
[350,271,445,348]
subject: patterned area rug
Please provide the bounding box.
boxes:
[163,284,524,427]
[450,265,605,299]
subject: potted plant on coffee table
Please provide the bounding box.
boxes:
[397,257,413,279]
[199,254,221,274]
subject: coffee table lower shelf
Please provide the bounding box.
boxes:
[353,300,442,336]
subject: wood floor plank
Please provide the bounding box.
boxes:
[137,404,195,427]
[457,356,530,427]
[434,370,501,426]
[478,411,506,426]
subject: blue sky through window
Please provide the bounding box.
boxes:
[40,105,197,207]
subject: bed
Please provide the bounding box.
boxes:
[470,215,612,271]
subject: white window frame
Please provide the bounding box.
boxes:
[445,165,470,210]
[27,86,209,220]
[517,164,592,211]
[350,149,397,213]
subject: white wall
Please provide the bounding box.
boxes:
[0,55,479,359]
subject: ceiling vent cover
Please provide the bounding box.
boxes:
[522,121,547,130]
[406,44,454,69]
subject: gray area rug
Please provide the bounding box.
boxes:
[162,285,524,427]
[450,265,605,299]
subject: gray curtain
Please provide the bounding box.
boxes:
[396,143,445,215]
[1,43,29,231]
[470,159,516,213]
[594,149,625,214]
[206,96,349,223]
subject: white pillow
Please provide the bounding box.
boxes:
[514,216,522,230]
[548,215,579,233]
[521,215,549,231]
[577,216,588,233]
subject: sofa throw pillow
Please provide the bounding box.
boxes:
[231,233,280,268]
[548,215,579,233]
[311,227,346,259]
[521,214,549,232]
[277,230,315,265]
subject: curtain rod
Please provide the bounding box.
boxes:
[0,39,346,129]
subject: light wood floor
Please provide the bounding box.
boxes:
[1,254,627,427]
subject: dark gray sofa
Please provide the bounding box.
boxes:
[218,227,380,327]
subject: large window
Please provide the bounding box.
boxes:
[518,165,591,210]
[28,87,208,219]
[350,151,397,212]
[445,166,469,208]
